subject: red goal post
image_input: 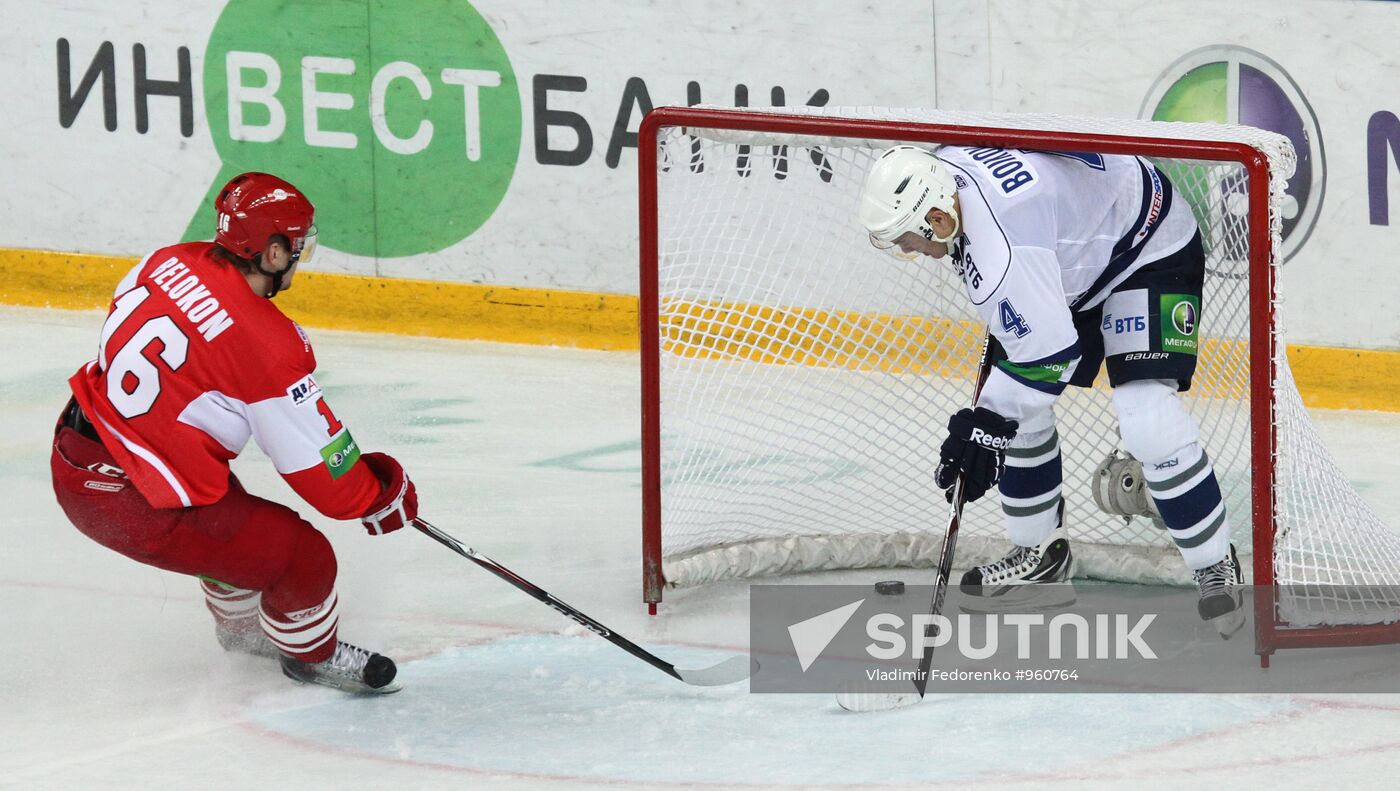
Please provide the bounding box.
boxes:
[637,105,1400,664]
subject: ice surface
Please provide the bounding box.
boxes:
[4,305,1400,790]
[246,635,1294,785]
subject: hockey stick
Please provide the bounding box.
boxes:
[912,476,972,696]
[912,337,998,695]
[413,518,756,686]
[838,336,995,712]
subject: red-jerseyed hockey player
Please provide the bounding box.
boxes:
[50,172,416,694]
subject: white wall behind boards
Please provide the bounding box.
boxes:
[1,0,1397,349]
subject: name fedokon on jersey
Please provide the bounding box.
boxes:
[69,242,382,518]
[938,147,1198,407]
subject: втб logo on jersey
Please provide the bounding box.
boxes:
[951,239,983,290]
[1141,46,1324,263]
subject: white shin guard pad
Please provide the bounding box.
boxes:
[1111,379,1198,464]
[1113,379,1230,569]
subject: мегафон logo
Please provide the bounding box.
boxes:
[1141,45,1325,263]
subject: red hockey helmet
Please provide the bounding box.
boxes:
[214,172,317,262]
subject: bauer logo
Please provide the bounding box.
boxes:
[1141,46,1324,263]
[186,0,522,257]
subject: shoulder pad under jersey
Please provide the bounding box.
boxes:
[945,163,1012,306]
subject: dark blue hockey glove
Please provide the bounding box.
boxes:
[934,407,1019,503]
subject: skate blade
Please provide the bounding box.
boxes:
[285,675,403,695]
[282,666,403,696]
[835,681,924,712]
[959,583,1077,614]
[1212,608,1246,640]
[360,679,403,695]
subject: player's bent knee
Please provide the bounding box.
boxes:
[264,525,338,613]
[1012,406,1056,440]
[1113,379,1199,464]
[291,527,338,590]
[1007,423,1055,454]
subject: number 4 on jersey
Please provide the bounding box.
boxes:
[998,299,1032,338]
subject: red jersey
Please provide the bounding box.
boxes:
[69,241,381,518]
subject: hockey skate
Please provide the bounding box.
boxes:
[959,503,1075,612]
[280,640,401,695]
[215,621,280,659]
[1194,544,1244,639]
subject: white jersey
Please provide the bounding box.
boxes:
[936,146,1199,424]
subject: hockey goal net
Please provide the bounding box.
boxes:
[638,105,1400,660]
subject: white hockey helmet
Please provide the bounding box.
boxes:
[858,145,961,258]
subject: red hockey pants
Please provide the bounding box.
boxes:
[50,423,338,662]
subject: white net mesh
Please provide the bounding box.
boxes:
[648,106,1400,628]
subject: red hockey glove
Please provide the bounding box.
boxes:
[358,452,418,536]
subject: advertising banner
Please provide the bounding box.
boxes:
[0,1,936,291]
[933,0,1400,348]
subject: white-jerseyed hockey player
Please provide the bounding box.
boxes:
[858,144,1242,630]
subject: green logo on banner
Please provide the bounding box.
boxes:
[320,430,361,479]
[1161,294,1200,354]
[188,0,521,258]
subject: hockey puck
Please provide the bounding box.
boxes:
[875,580,905,595]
